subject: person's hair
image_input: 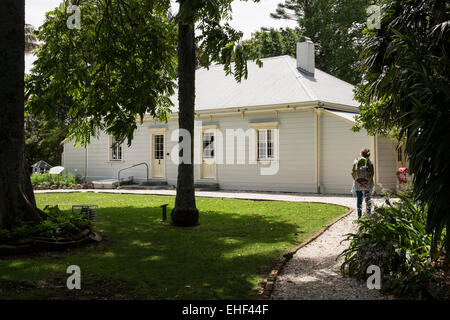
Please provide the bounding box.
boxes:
[360,148,370,158]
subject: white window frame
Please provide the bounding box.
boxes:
[249,121,279,162]
[257,129,275,161]
[109,136,123,161]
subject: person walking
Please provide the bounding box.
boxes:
[351,148,374,218]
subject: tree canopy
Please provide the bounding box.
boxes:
[25,106,71,168]
[26,0,178,147]
[25,24,39,54]
[352,0,450,266]
[26,0,261,226]
[269,0,371,84]
[243,27,303,60]
[26,0,258,147]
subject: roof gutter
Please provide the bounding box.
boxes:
[319,101,359,113]
[150,101,321,121]
[143,100,357,122]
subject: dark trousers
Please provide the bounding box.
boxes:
[356,190,372,218]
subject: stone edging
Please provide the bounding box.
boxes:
[257,207,355,300]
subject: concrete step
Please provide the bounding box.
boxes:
[139,180,169,186]
[119,182,219,191]
[119,184,174,190]
[194,182,219,191]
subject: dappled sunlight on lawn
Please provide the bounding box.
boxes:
[0,193,348,299]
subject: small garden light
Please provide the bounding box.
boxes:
[160,204,168,222]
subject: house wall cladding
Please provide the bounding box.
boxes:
[63,125,152,181]
[320,112,372,194]
[61,140,86,177]
[376,135,398,192]
[62,108,396,194]
[200,109,316,193]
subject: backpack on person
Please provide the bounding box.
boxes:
[354,157,372,185]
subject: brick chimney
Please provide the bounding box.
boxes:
[296,36,315,76]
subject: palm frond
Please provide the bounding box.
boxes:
[25,23,39,54]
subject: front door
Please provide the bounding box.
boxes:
[152,134,165,178]
[201,131,216,179]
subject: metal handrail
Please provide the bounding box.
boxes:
[117,162,149,188]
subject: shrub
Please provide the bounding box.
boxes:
[0,205,92,242]
[30,172,79,187]
[74,173,84,184]
[31,172,52,186]
[339,192,446,298]
[62,172,76,187]
[30,172,39,185]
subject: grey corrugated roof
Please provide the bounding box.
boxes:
[169,55,359,112]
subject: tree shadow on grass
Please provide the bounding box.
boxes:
[0,203,340,300]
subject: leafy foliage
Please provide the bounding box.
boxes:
[25,0,260,149]
[30,172,82,187]
[174,0,262,82]
[352,0,450,266]
[340,193,446,298]
[25,23,39,54]
[0,205,91,243]
[197,22,255,81]
[270,0,371,84]
[242,27,303,60]
[24,110,71,168]
[26,0,178,147]
[24,0,262,227]
[169,0,263,224]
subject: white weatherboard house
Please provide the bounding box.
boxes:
[62,38,406,194]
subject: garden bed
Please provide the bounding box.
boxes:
[33,183,94,190]
[30,172,93,190]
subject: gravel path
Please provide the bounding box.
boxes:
[271,199,387,300]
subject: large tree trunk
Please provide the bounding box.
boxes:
[0,0,42,230]
[171,2,199,226]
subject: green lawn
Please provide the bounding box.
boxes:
[0,193,348,299]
